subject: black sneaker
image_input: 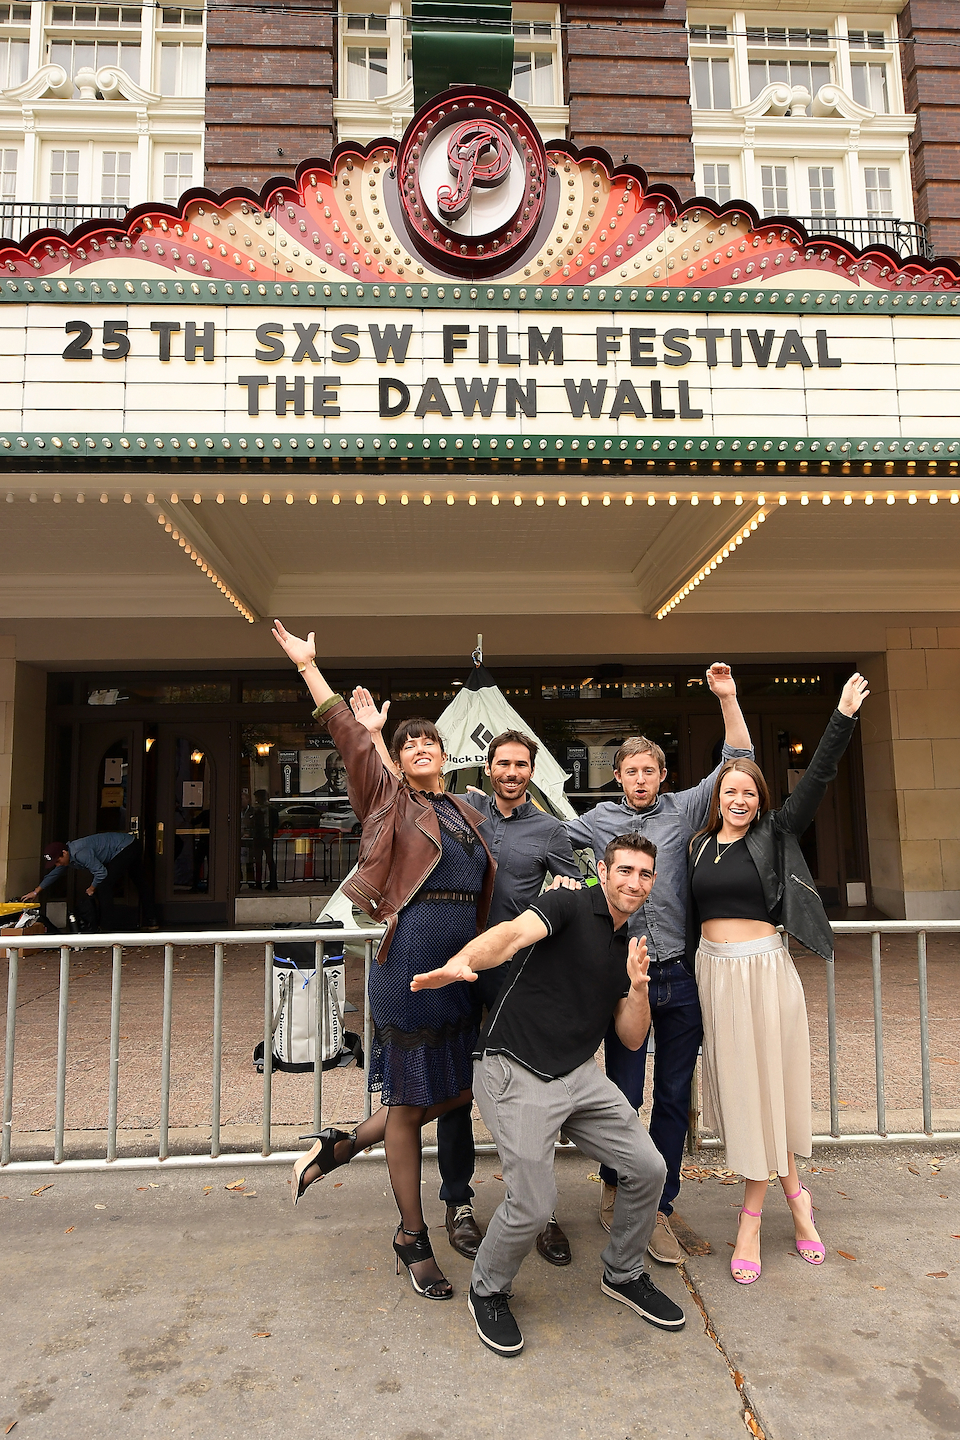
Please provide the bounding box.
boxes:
[601,1271,686,1330]
[468,1285,524,1355]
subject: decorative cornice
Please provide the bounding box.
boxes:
[3,64,73,103]
[0,108,953,287]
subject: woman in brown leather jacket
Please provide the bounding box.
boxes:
[273,621,494,1301]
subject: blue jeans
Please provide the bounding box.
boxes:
[599,958,703,1217]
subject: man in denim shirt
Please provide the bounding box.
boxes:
[565,664,753,1262]
[440,729,582,1264]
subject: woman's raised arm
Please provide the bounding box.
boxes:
[272,621,335,709]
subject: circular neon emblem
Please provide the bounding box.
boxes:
[397,88,547,276]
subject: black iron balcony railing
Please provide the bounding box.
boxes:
[0,201,129,243]
[792,215,933,260]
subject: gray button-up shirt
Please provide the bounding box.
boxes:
[563,744,754,963]
[466,792,581,925]
[38,832,135,891]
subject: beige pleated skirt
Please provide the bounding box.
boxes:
[695,933,812,1181]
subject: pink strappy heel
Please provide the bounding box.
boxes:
[731,1207,762,1285]
[785,1185,825,1265]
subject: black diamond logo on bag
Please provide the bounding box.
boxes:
[471,723,494,749]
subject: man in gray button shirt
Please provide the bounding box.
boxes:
[441,728,582,1264]
[564,664,754,1262]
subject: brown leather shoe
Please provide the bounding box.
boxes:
[445,1203,483,1259]
[536,1213,572,1266]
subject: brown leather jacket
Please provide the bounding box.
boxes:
[318,696,495,964]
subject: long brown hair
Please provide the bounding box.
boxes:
[690,758,771,853]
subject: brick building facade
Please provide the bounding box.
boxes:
[901,0,960,256]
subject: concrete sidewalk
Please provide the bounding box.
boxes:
[2,1147,957,1439]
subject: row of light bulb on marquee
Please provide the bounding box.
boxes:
[7,489,959,506]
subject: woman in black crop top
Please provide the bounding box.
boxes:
[688,673,869,1287]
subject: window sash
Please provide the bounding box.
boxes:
[760,164,789,214]
[748,58,831,99]
[101,150,131,204]
[345,44,388,100]
[808,166,837,216]
[702,162,731,203]
[864,165,893,217]
[692,56,731,110]
[163,151,192,203]
[0,147,17,201]
[512,49,553,105]
[851,62,889,113]
[50,149,81,203]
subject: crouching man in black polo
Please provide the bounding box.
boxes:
[411,832,684,1355]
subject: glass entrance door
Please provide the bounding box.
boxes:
[150,722,231,927]
[75,721,145,928]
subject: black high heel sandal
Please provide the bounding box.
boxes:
[393,1226,454,1301]
[291,1127,356,1207]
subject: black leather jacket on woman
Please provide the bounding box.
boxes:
[686,708,859,965]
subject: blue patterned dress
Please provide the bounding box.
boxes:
[367,794,487,1107]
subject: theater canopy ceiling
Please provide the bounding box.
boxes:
[0,87,957,635]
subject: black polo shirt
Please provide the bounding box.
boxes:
[476,883,631,1081]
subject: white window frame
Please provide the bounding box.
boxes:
[100,148,132,205]
[162,149,194,205]
[0,146,18,202]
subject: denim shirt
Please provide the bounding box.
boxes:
[465,792,581,925]
[38,832,134,891]
[563,744,754,964]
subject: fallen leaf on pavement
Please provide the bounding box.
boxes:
[6,1421,18,1433]
[334,1182,343,1188]
[837,1192,849,1197]
[907,1166,920,1175]
[94,1204,106,1210]
[872,1285,885,1290]
[30,1185,53,1196]
[951,1235,960,1239]
[926,1272,948,1279]
[224,1181,245,1191]
[243,1192,257,1198]
[494,1174,503,1181]
[820,1167,837,1173]
[253,1331,271,1338]
[64,1226,75,1234]
[148,1183,160,1189]
[136,1187,148,1192]
[837,1250,857,1260]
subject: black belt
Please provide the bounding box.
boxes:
[417,890,480,904]
[647,954,685,968]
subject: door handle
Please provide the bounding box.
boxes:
[130,815,140,839]
[156,821,164,856]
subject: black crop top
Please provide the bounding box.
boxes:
[691,836,770,923]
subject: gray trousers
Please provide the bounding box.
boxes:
[471,1051,667,1297]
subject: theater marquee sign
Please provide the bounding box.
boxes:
[1,86,959,461]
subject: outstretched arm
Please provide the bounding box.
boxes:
[613,936,651,1051]
[272,621,335,709]
[706,662,752,752]
[411,909,549,990]
[777,673,869,836]
[350,686,399,776]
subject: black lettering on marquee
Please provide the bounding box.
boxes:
[679,380,703,419]
[629,328,656,366]
[775,330,813,368]
[379,378,409,417]
[151,320,180,361]
[695,328,725,367]
[238,374,268,415]
[730,328,743,367]
[312,377,341,416]
[185,321,214,362]
[415,377,453,418]
[456,377,498,418]
[497,326,521,365]
[663,328,691,366]
[443,324,470,363]
[478,325,489,364]
[650,380,675,419]
[255,323,285,361]
[331,324,361,362]
[609,380,646,420]
[816,329,842,368]
[370,323,413,364]
[275,375,306,416]
[565,378,607,419]
[746,329,775,367]
[505,379,536,418]
[527,327,563,365]
[101,320,130,359]
[596,328,622,365]
[62,319,93,359]
[291,322,322,363]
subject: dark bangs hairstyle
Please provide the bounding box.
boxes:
[388,716,445,765]
[690,758,771,852]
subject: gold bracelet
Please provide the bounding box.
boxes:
[297,660,316,673]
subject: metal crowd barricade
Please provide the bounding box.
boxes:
[1,919,958,1175]
[1,926,382,1175]
[690,919,960,1152]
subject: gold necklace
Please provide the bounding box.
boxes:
[714,835,741,864]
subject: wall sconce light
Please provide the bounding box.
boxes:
[191,749,205,765]
[255,742,273,757]
[144,737,155,753]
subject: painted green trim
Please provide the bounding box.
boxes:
[2,277,960,314]
[2,432,958,460]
